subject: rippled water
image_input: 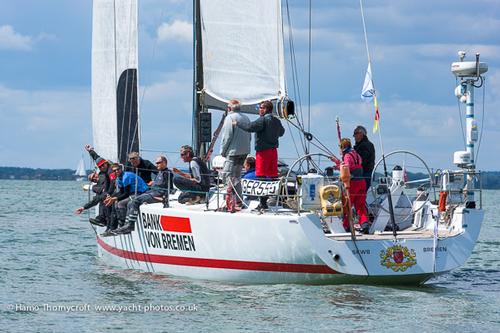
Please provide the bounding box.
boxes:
[1,180,499,332]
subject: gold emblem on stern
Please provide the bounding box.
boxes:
[380,244,417,272]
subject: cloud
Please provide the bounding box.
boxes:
[156,20,192,43]
[0,85,91,168]
[0,25,33,51]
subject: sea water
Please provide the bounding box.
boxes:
[1,180,499,332]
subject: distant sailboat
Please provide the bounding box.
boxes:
[74,156,87,181]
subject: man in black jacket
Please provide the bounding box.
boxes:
[111,155,174,235]
[353,125,375,191]
[74,156,113,227]
[235,100,285,209]
[126,151,158,184]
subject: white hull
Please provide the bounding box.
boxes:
[95,202,483,284]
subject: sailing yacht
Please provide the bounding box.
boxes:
[88,0,487,284]
[74,156,87,181]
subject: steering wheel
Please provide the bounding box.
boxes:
[369,150,435,221]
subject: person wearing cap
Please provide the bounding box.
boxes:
[330,138,369,234]
[220,99,251,211]
[111,156,174,235]
[74,172,110,224]
[353,125,375,191]
[80,145,114,227]
[172,145,211,204]
[126,151,157,185]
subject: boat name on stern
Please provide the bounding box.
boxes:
[141,213,196,252]
[380,244,417,272]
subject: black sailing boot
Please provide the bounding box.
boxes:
[113,214,136,234]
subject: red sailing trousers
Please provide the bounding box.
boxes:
[343,179,368,230]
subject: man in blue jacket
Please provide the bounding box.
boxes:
[104,163,148,231]
[110,156,174,235]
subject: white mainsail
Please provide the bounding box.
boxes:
[200,0,286,112]
[92,0,140,163]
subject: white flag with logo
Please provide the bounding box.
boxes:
[361,63,375,102]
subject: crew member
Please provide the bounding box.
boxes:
[112,156,174,235]
[172,145,211,204]
[104,163,149,231]
[220,99,251,211]
[353,125,375,191]
[331,138,369,234]
[235,100,285,210]
[126,151,158,185]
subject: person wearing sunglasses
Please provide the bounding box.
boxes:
[103,163,149,234]
[126,151,157,185]
[172,145,211,205]
[111,156,174,235]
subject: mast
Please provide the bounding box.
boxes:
[192,0,204,157]
[451,52,488,206]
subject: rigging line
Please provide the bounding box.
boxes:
[126,0,137,157]
[455,77,466,146]
[137,8,165,155]
[359,0,395,239]
[307,0,312,156]
[285,0,307,151]
[285,119,312,152]
[475,77,486,164]
[359,0,371,64]
[112,0,121,160]
[285,117,336,157]
[285,120,304,160]
[359,0,385,157]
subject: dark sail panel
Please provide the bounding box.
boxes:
[116,68,140,165]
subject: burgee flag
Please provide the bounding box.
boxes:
[361,63,375,101]
[361,63,380,133]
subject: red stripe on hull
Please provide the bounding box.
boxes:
[160,216,192,233]
[97,236,337,274]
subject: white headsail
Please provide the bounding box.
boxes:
[199,0,286,113]
[92,0,140,163]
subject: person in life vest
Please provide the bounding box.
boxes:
[330,138,370,234]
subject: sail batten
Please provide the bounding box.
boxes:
[199,0,286,112]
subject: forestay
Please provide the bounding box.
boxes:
[200,0,286,113]
[92,0,140,163]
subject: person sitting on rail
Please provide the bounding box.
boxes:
[110,156,174,235]
[330,138,370,234]
[104,163,149,233]
[172,145,211,205]
[126,151,158,185]
[74,171,111,228]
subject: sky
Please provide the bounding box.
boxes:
[0,0,499,171]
